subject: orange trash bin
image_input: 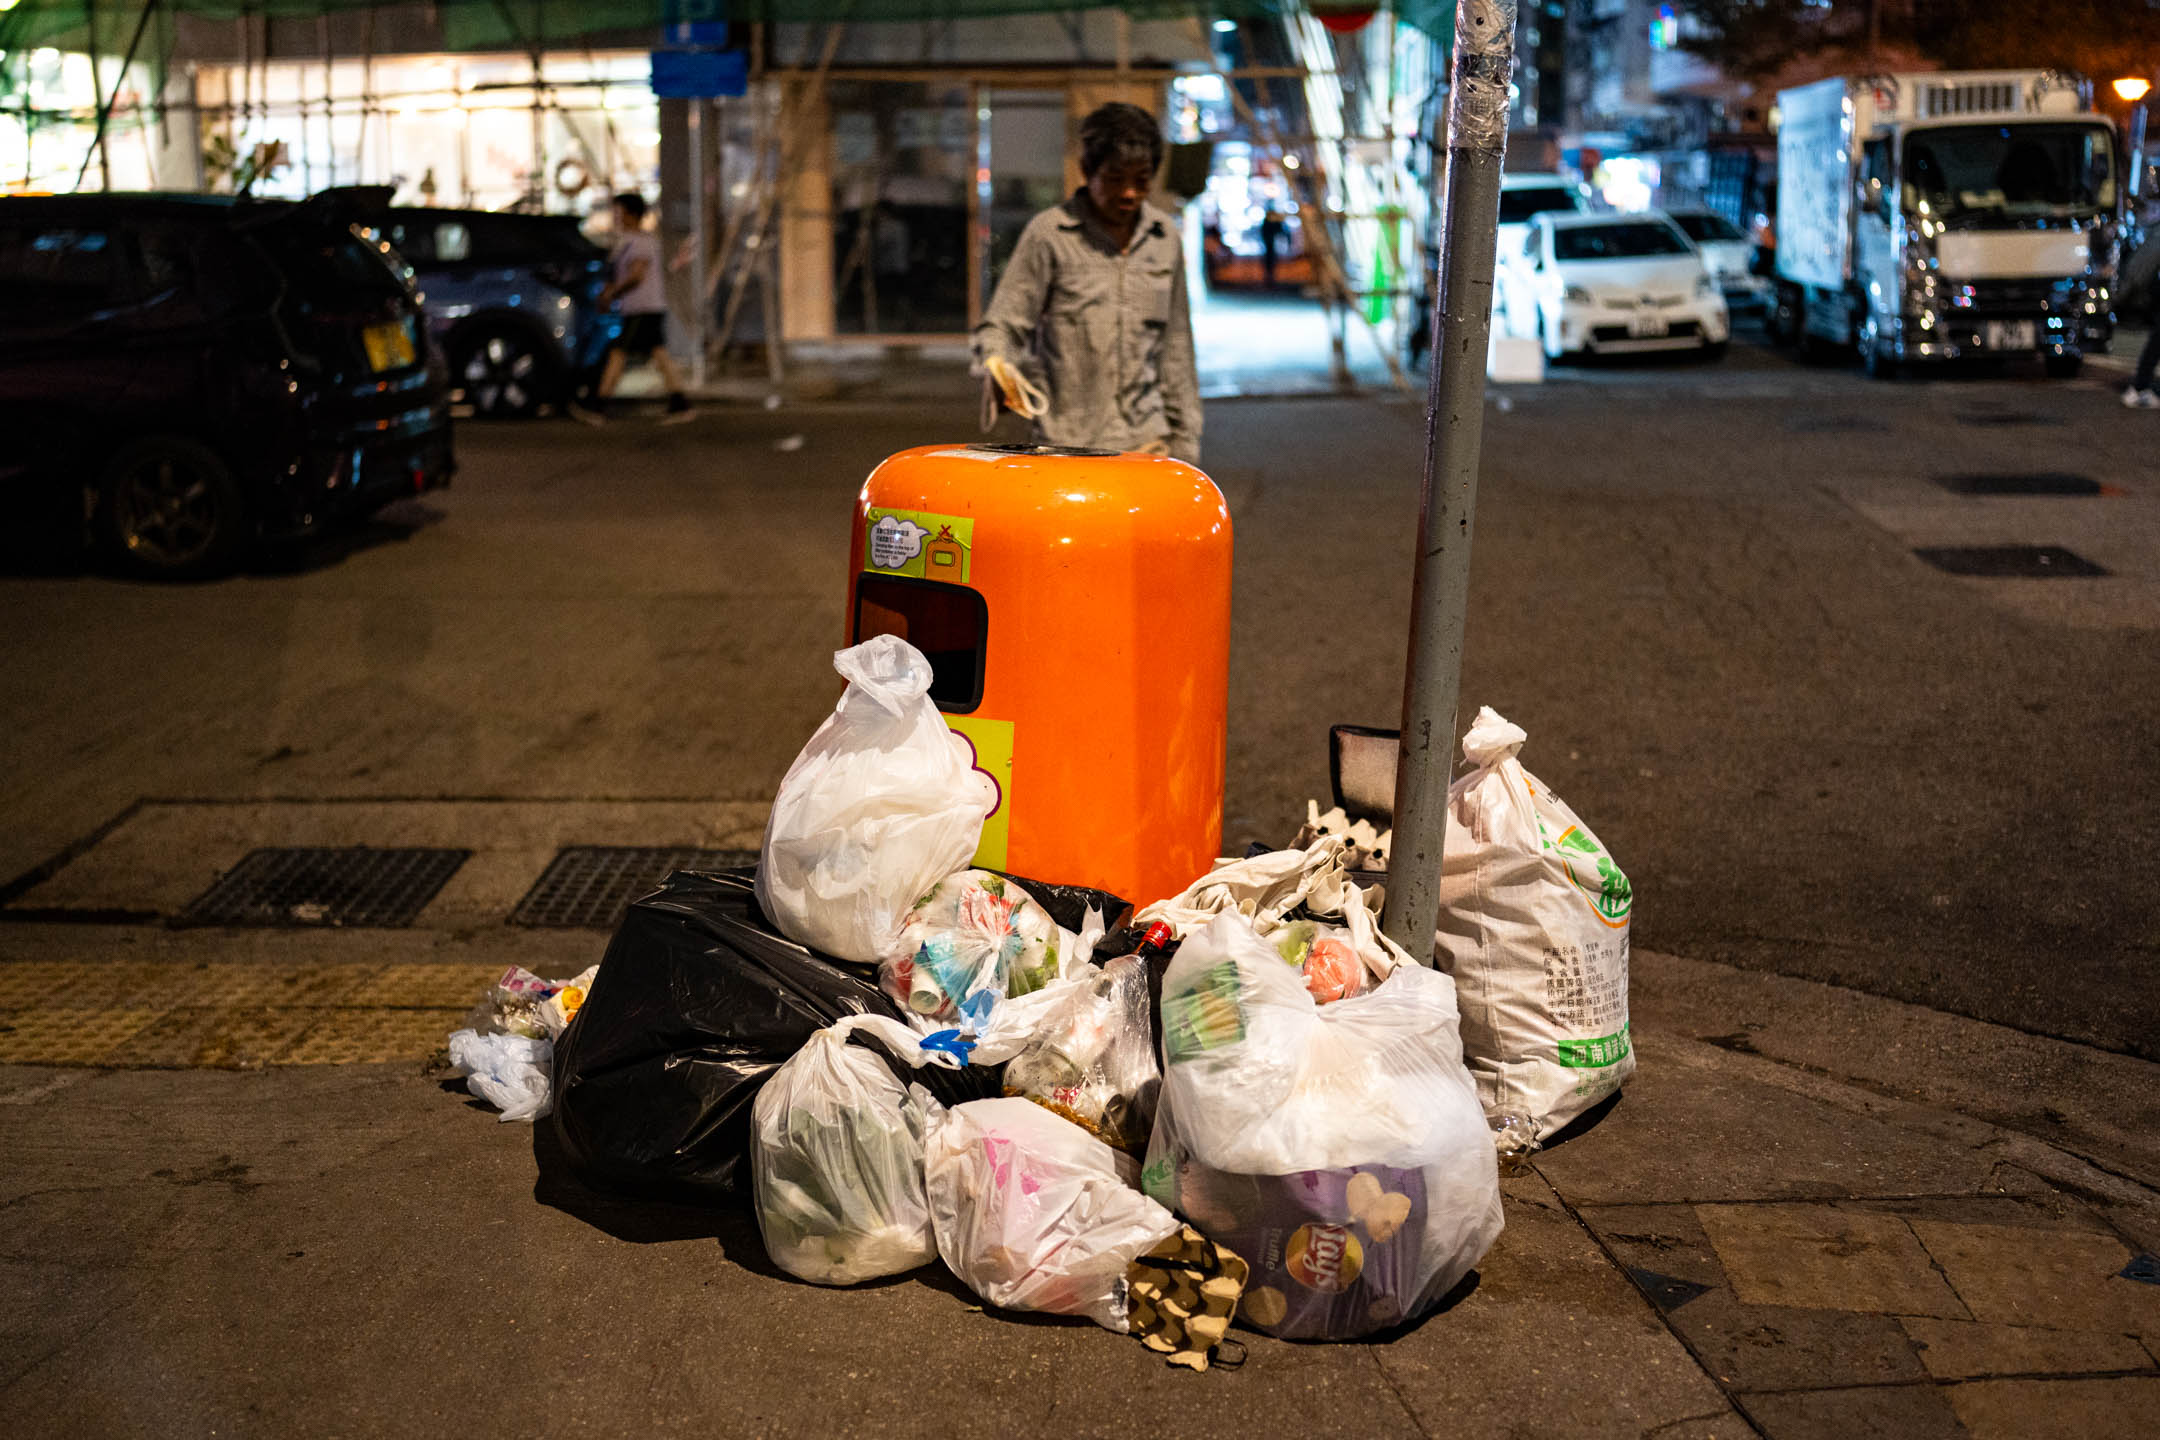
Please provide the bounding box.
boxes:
[848,442,1233,909]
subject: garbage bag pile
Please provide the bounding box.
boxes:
[445,963,599,1123]
[444,640,1633,1362]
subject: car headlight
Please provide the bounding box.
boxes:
[1563,285,1592,304]
[1695,274,1716,296]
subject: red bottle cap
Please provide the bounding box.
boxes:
[1140,920,1175,953]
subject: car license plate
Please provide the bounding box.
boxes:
[1984,320,2036,350]
[1627,313,1668,338]
[363,320,416,372]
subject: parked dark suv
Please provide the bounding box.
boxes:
[0,192,454,578]
[338,192,621,419]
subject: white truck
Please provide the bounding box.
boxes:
[1772,70,2124,378]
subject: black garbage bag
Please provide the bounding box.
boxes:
[550,866,1127,1201]
[550,868,996,1200]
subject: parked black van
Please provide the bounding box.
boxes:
[0,192,454,578]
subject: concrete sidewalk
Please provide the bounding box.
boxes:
[3,926,2156,1439]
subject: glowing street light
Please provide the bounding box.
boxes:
[2115,76,2153,104]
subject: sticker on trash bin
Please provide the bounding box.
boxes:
[866,508,973,583]
[947,715,1011,869]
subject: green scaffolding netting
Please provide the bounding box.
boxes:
[2,0,1453,64]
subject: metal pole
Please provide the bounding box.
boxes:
[1380,0,1516,962]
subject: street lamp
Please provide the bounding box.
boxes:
[2116,77,2153,104]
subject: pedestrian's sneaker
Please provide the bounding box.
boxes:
[659,393,698,426]
[568,402,609,427]
[2122,386,2160,410]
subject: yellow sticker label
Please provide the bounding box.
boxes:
[865,508,974,583]
[947,715,1012,870]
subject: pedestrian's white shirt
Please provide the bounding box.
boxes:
[612,229,667,315]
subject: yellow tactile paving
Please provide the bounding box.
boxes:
[344,963,504,1009]
[0,961,504,1067]
[186,964,381,1009]
[0,1009,164,1065]
[0,963,179,1011]
[278,1008,467,1065]
[119,1006,322,1070]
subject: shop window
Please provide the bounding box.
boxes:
[830,81,974,335]
[853,574,987,713]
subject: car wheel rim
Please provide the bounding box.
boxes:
[465,335,538,414]
[116,455,218,566]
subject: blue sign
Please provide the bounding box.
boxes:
[651,48,748,99]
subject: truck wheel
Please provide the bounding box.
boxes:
[98,435,250,580]
[2043,353,2083,380]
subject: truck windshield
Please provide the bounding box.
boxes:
[1552,222,1690,260]
[1901,123,2116,219]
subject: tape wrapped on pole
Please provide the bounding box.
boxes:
[1378,0,1518,964]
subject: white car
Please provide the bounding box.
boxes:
[1412,172,1589,368]
[1665,207,1772,316]
[1499,212,1730,360]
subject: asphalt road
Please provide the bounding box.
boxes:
[3,330,2156,1057]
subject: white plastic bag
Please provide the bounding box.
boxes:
[447,1029,554,1123]
[756,636,997,963]
[925,1097,1182,1331]
[1434,707,1635,1155]
[879,870,1069,1027]
[1140,913,1502,1340]
[751,1014,958,1286]
[1003,954,1160,1151]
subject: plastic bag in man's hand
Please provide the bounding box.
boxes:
[757,636,996,964]
[752,1014,960,1285]
[1434,707,1635,1156]
[1140,912,1502,1340]
[926,1097,1182,1331]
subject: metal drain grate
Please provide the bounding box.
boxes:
[1935,472,2102,496]
[1913,545,2109,578]
[509,846,758,929]
[181,847,471,928]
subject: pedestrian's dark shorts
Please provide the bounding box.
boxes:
[614,312,667,360]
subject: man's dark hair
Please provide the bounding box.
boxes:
[1079,103,1164,179]
[613,191,649,222]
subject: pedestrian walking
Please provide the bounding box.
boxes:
[1258,207,1287,289]
[974,102,1201,462]
[573,192,695,426]
[2122,226,2160,409]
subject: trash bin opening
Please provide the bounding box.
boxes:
[966,443,1121,458]
[853,574,988,714]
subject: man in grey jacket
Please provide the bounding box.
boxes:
[974,103,1202,462]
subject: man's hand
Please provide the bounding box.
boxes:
[983,355,1047,419]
